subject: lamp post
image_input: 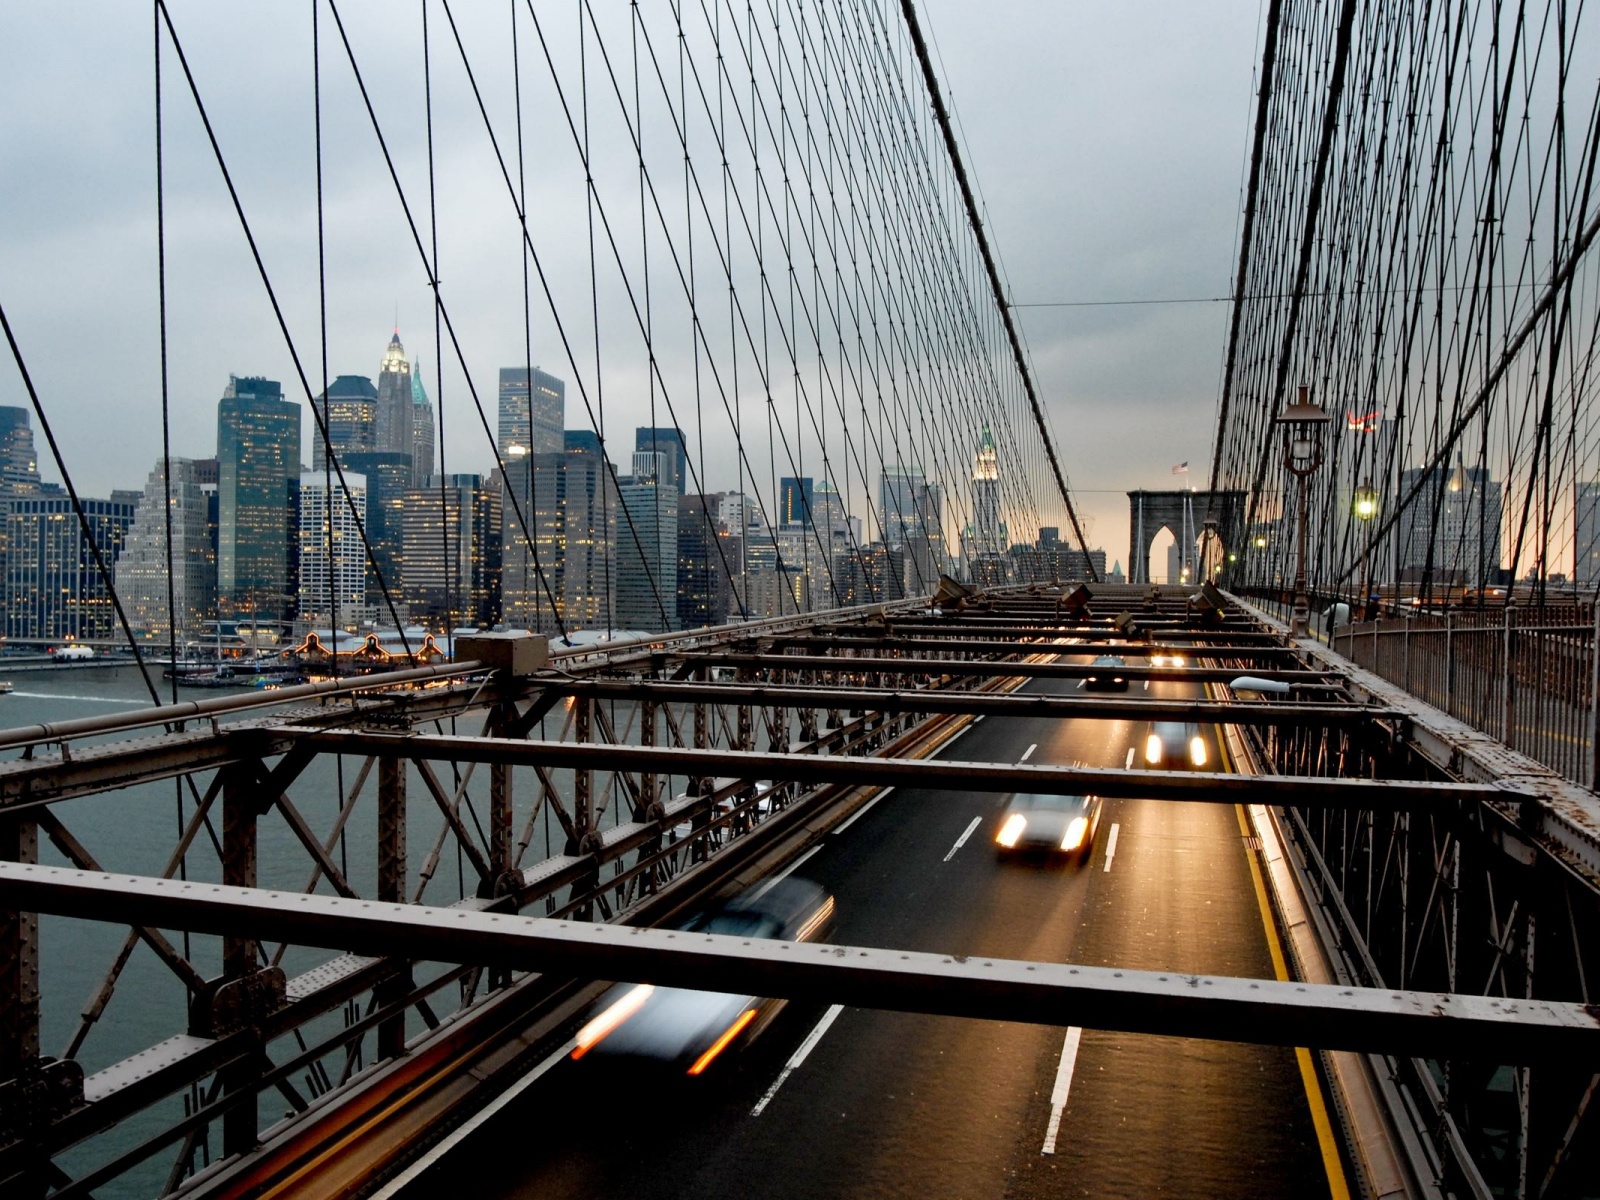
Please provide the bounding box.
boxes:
[1353,481,1379,620]
[1278,385,1329,637]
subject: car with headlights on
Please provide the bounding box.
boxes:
[1149,649,1187,668]
[1144,720,1208,769]
[994,792,1103,863]
[1084,654,1129,691]
[570,878,835,1075]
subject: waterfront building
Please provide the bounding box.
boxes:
[341,451,411,611]
[116,458,216,643]
[878,466,945,595]
[0,406,41,495]
[678,494,736,628]
[6,494,136,640]
[497,367,565,459]
[779,476,814,529]
[297,472,367,626]
[216,374,300,618]
[401,474,501,628]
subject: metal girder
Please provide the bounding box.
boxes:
[811,623,1288,642]
[696,653,1334,684]
[0,863,1593,1063]
[768,635,1294,658]
[553,679,1399,728]
[280,729,1512,810]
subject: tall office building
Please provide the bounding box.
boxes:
[342,451,411,609]
[411,360,435,483]
[1578,482,1600,585]
[0,407,41,495]
[116,458,216,643]
[310,375,377,470]
[497,367,565,459]
[6,494,136,640]
[375,331,420,486]
[968,424,1006,559]
[296,472,367,624]
[401,474,502,628]
[616,451,678,631]
[1396,461,1504,585]
[501,431,618,632]
[779,476,814,528]
[678,494,735,628]
[878,466,945,595]
[217,375,300,617]
[635,427,688,494]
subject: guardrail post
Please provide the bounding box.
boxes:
[0,813,38,1080]
[376,757,408,1059]
[1588,602,1600,788]
[1503,605,1517,747]
[1445,611,1455,715]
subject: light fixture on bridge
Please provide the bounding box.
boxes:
[1277,385,1329,637]
[1353,480,1379,618]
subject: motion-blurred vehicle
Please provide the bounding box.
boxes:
[570,878,835,1075]
[1149,649,1187,668]
[994,792,1103,862]
[1084,654,1128,691]
[1145,720,1208,769]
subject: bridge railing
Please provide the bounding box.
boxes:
[1332,607,1600,789]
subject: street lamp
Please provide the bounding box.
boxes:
[1353,481,1379,620]
[1278,385,1329,637]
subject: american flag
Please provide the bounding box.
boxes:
[1171,462,1189,475]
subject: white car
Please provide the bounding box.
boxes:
[1145,720,1208,769]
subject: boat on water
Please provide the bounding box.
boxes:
[166,662,306,689]
[0,681,13,694]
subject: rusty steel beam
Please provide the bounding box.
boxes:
[551,679,1397,728]
[677,653,1333,683]
[279,730,1511,810]
[1,863,1592,1063]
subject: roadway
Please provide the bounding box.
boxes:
[392,673,1337,1199]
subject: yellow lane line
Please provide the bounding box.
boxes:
[1214,722,1351,1200]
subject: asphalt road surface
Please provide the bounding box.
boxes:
[393,674,1336,1199]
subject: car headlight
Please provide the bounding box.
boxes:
[996,813,1027,848]
[1060,816,1089,851]
[1171,655,1186,667]
[1145,733,1163,764]
[1190,736,1207,766]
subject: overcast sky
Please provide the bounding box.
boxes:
[0,1,1265,575]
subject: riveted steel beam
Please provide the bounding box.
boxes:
[0,864,1593,1064]
[280,730,1513,810]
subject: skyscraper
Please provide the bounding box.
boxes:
[1577,482,1600,585]
[402,474,502,628]
[411,359,435,482]
[635,427,688,494]
[0,407,41,495]
[342,450,411,609]
[497,367,565,459]
[116,458,216,644]
[374,331,419,485]
[216,375,300,617]
[1396,461,1504,586]
[297,472,367,625]
[966,424,1006,585]
[616,450,678,631]
[779,476,814,529]
[879,466,945,595]
[6,494,136,640]
[310,375,377,470]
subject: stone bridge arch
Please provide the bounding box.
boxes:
[1127,489,1245,585]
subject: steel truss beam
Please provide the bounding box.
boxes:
[552,679,1399,728]
[280,729,1512,811]
[694,653,1335,683]
[1,863,1592,1063]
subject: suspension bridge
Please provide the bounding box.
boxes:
[1,3,1599,1198]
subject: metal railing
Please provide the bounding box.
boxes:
[1333,605,1600,788]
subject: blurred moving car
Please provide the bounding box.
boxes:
[571,878,835,1074]
[994,792,1104,862]
[1149,649,1187,668]
[1145,720,1208,769]
[1084,654,1128,691]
